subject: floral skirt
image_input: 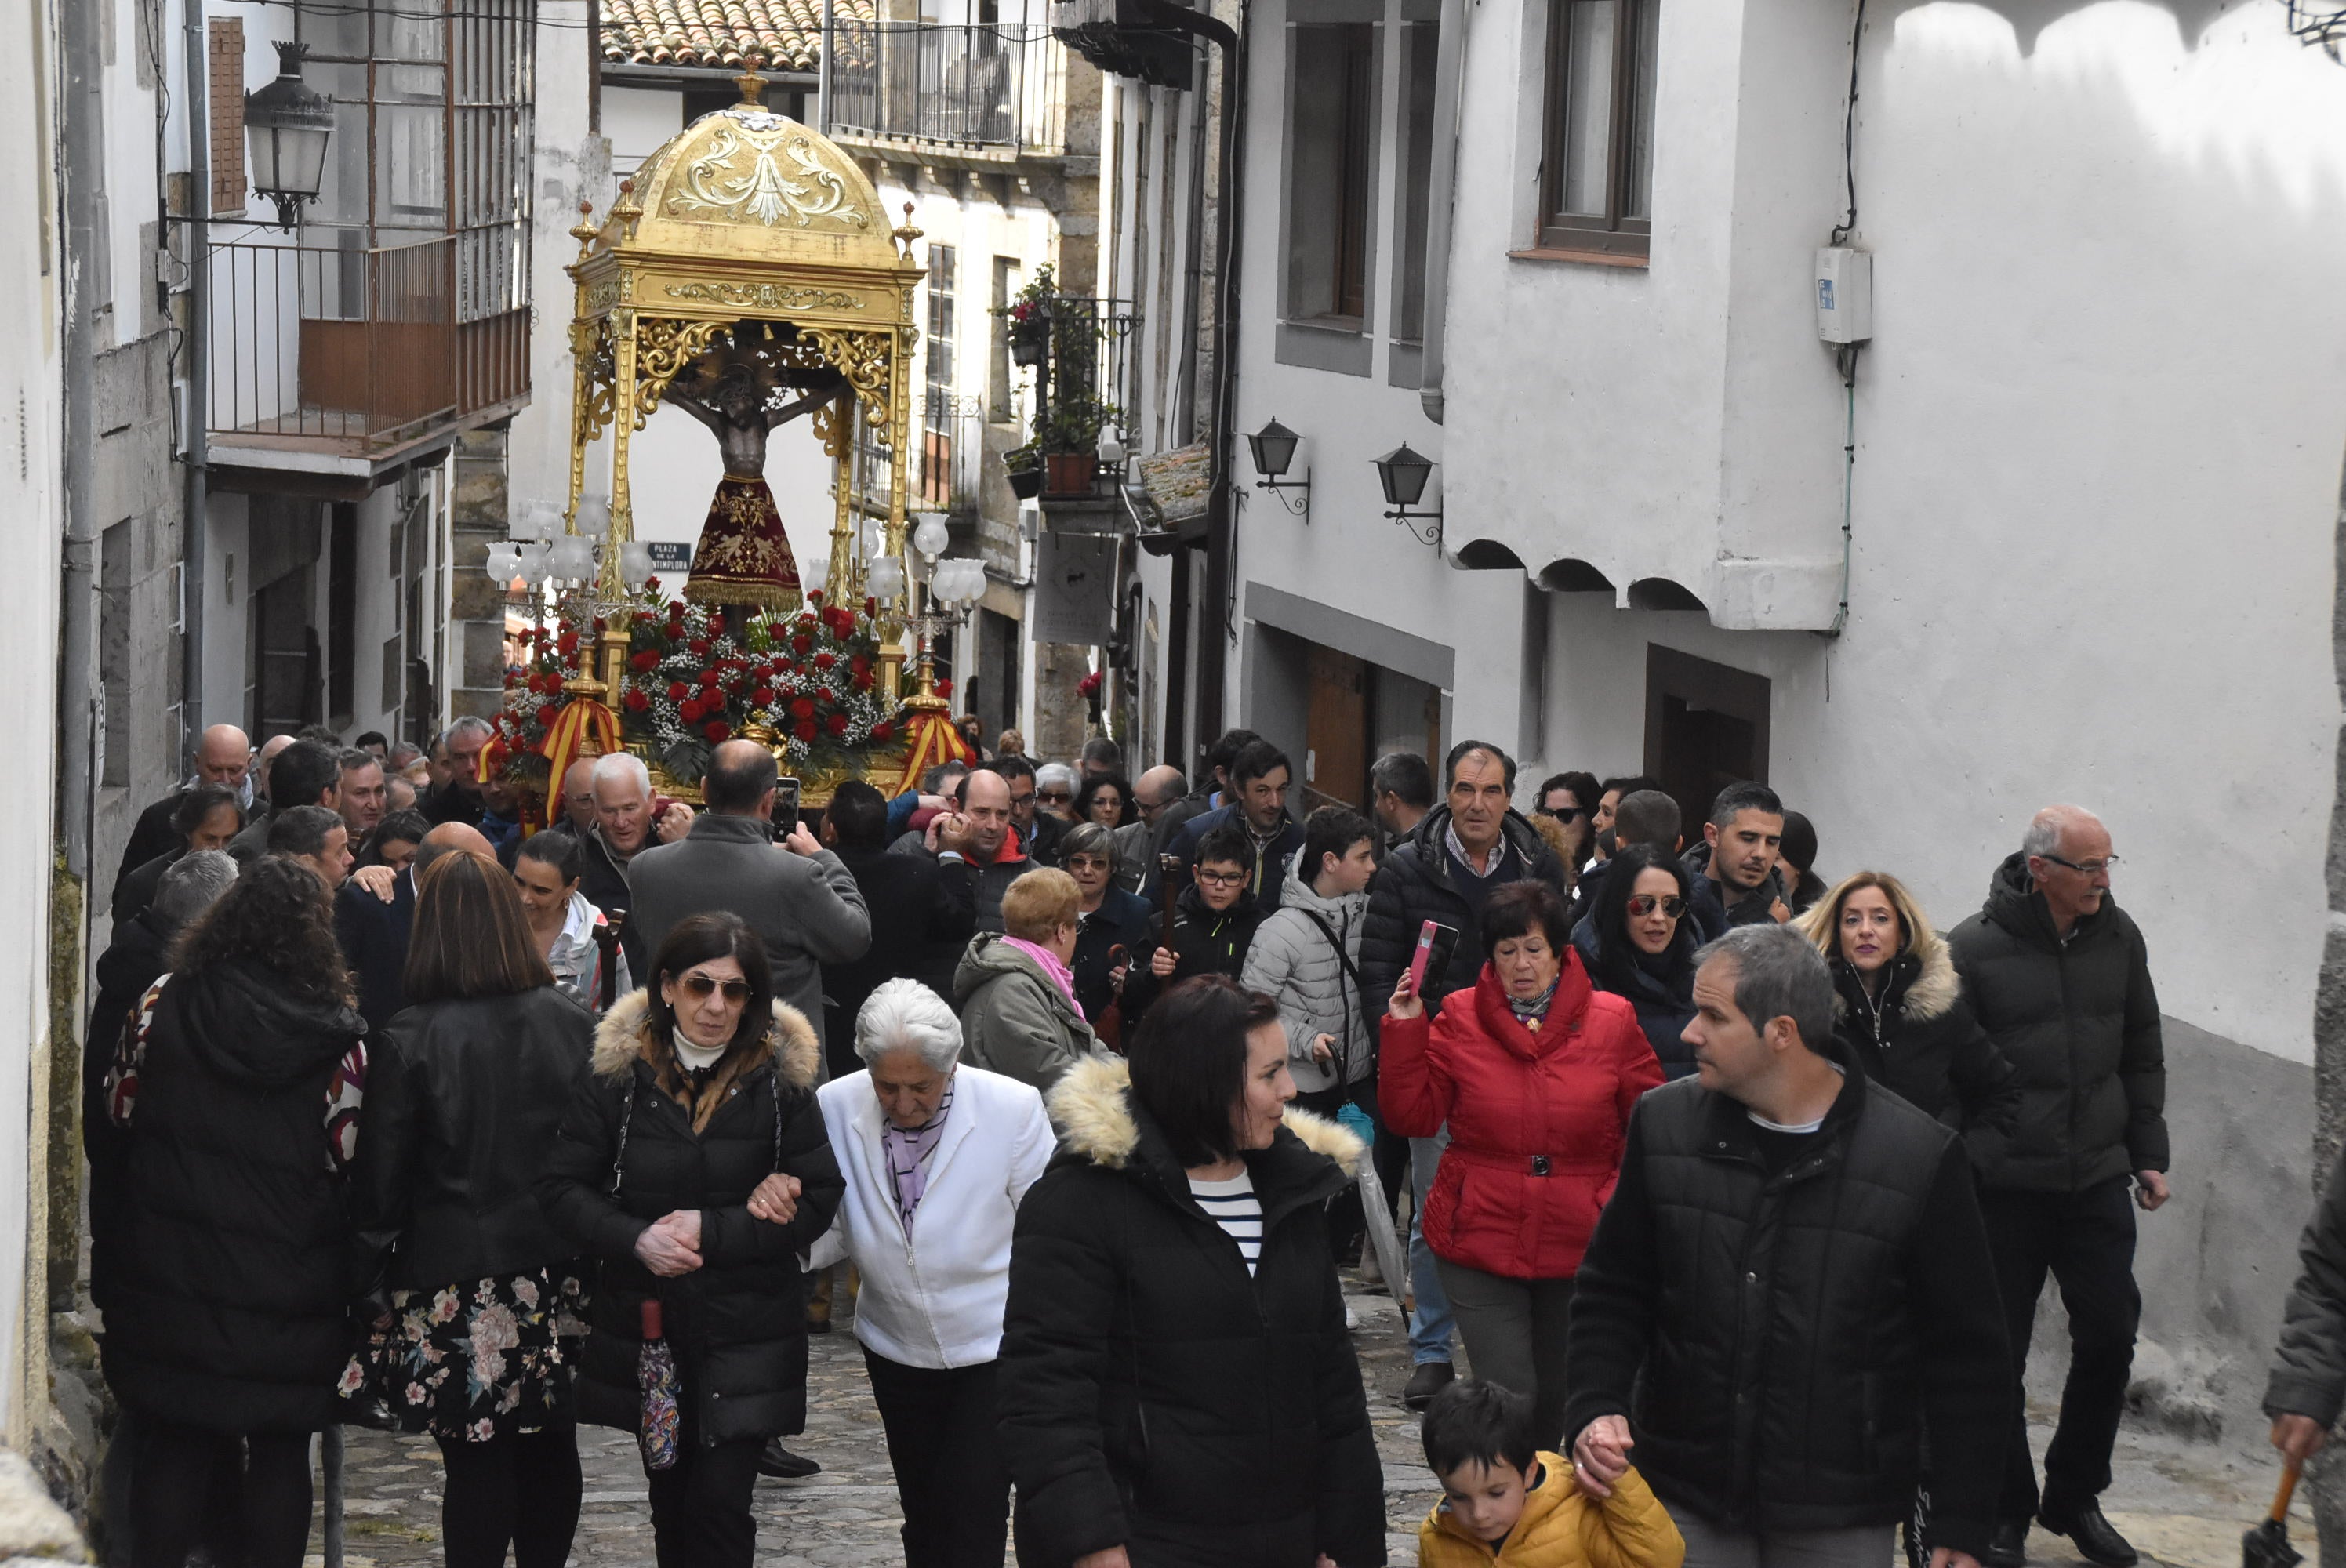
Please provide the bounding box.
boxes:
[340,1267,590,1442]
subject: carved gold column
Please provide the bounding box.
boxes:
[876,321,917,697]
[815,392,855,606]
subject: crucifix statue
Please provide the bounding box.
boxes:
[664,351,848,612]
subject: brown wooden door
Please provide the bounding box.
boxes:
[1643,645,1770,834]
[1305,644,1371,811]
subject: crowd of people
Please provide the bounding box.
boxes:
[79,712,2346,1568]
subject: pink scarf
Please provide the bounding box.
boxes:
[1002,936,1087,1021]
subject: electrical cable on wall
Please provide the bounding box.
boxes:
[1822,0,1866,639]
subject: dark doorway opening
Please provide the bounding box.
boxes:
[975,607,1022,749]
[1643,644,1770,834]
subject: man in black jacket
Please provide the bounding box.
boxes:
[1359,740,1570,1018]
[1566,924,2010,1568]
[227,740,343,865]
[1162,740,1305,914]
[336,822,494,1029]
[113,723,251,902]
[817,781,973,1076]
[1680,780,1790,940]
[1948,805,2168,1568]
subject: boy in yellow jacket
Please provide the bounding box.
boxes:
[1418,1380,1686,1568]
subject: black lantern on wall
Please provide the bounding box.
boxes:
[1373,443,1442,547]
[1247,418,1310,517]
[245,42,335,229]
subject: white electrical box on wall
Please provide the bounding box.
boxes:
[1814,247,1873,343]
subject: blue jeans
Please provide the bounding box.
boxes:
[1409,1133,1455,1364]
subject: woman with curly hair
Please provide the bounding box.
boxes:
[346,850,595,1568]
[100,855,369,1568]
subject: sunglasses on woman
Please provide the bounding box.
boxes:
[1626,895,1687,919]
[677,974,751,1002]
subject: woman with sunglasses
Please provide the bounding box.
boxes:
[1573,843,1703,1081]
[1793,870,2021,1174]
[540,913,845,1568]
[1382,880,1661,1447]
[1532,769,1602,873]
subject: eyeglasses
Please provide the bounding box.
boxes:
[1539,804,1588,821]
[1037,789,1073,804]
[1626,895,1687,919]
[2037,852,2120,877]
[677,974,751,1003]
[1195,868,1247,887]
[1067,855,1111,873]
[1135,798,1167,815]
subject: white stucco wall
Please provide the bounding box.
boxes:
[1484,2,2346,1066]
[1226,0,1539,765]
[0,0,64,1441]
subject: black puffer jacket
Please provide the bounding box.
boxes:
[1000,1056,1386,1568]
[85,911,172,1312]
[1945,853,2166,1192]
[1117,883,1262,1021]
[1562,1056,2012,1555]
[539,992,844,1445]
[350,987,596,1294]
[1827,933,2021,1178]
[1360,806,1570,1019]
[1679,841,1789,941]
[101,961,370,1434]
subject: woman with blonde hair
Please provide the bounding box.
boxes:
[1794,870,2021,1173]
[953,867,1104,1092]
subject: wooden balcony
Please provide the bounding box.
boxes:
[206,235,530,488]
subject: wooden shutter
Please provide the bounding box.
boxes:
[209,19,245,216]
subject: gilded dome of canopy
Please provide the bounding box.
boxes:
[608,99,904,274]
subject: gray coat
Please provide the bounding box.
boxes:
[2268,1139,2346,1426]
[624,813,873,1056]
[1240,851,1371,1095]
[954,933,1102,1094]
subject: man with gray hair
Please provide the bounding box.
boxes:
[1948,805,2167,1568]
[1567,923,2010,1568]
[421,715,496,826]
[579,750,696,978]
[750,977,1051,1566]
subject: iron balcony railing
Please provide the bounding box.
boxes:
[1030,296,1142,495]
[206,234,531,457]
[855,392,987,517]
[827,22,1066,154]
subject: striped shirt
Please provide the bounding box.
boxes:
[1189,1171,1264,1275]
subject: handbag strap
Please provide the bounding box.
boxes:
[608,1076,637,1198]
[1297,908,1364,1079]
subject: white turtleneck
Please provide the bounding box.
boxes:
[673,1033,727,1072]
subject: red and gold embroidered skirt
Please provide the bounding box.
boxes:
[685,474,803,612]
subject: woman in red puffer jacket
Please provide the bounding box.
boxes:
[1381,879,1661,1446]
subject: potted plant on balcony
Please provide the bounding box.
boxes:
[1040,395,1118,496]
[1000,265,1056,368]
[1004,441,1045,499]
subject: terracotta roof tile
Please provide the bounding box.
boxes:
[600,0,876,71]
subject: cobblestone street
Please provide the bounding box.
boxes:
[303,1277,2319,1568]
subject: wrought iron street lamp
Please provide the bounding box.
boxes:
[245,42,335,229]
[1247,418,1311,518]
[1374,443,1442,548]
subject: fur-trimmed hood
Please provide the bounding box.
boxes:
[1829,924,1960,1025]
[1047,1054,1367,1176]
[591,989,822,1090]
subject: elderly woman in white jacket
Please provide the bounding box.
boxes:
[752,977,1052,1568]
